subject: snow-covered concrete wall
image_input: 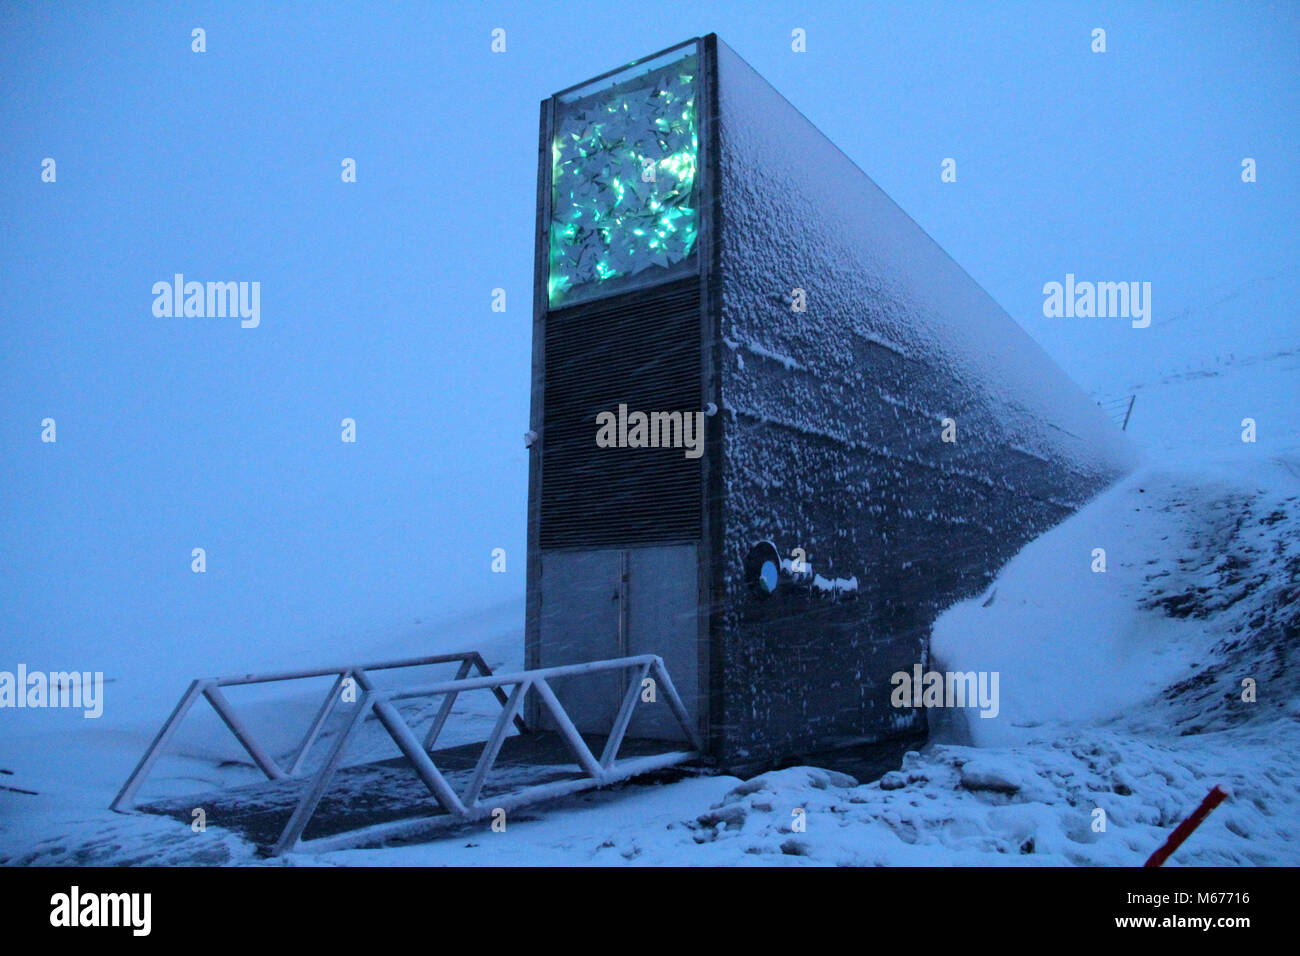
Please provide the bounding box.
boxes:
[711,36,1135,766]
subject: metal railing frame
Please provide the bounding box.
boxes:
[1097,393,1136,431]
[110,651,701,856]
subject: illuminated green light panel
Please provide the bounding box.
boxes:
[548,54,698,305]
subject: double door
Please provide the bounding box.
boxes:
[538,543,698,742]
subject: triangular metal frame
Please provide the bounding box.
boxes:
[111,651,701,856]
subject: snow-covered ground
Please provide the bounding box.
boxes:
[2,321,1296,866]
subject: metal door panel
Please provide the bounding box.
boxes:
[538,549,622,733]
[627,544,698,742]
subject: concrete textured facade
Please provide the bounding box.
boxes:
[527,35,1134,770]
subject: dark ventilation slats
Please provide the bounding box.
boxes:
[541,278,703,549]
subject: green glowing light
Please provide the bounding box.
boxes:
[548,52,699,306]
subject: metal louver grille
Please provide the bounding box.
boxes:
[540,277,703,549]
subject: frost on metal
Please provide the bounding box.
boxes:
[548,52,699,308]
[711,38,1135,765]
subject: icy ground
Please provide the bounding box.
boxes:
[2,343,1296,866]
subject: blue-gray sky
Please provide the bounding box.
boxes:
[2,1,1296,674]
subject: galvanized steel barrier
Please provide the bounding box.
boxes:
[111,651,701,855]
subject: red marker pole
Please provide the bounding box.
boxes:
[1143,785,1230,867]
